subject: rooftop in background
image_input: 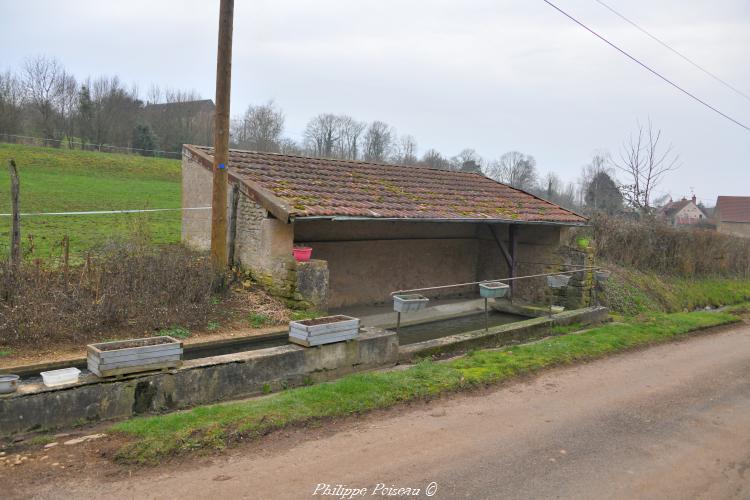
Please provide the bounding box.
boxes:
[659,197,697,217]
[184,145,586,225]
[715,196,750,223]
[144,99,215,113]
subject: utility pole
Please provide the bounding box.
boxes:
[210,0,234,269]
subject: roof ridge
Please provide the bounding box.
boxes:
[196,145,488,176]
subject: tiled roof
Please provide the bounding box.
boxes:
[186,145,587,224]
[660,199,692,217]
[716,196,750,223]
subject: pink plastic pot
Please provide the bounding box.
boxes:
[293,247,313,262]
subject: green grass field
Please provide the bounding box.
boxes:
[0,143,182,258]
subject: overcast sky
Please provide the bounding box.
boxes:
[2,0,749,205]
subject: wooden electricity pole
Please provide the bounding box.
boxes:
[210,0,234,269]
[8,159,20,274]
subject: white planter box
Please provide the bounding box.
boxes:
[547,274,571,289]
[41,367,80,387]
[289,315,359,347]
[479,281,510,298]
[393,294,429,313]
[87,336,183,378]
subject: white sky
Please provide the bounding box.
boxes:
[2,0,749,205]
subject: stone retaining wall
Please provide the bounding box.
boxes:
[0,328,398,437]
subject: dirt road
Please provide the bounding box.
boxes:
[20,324,750,499]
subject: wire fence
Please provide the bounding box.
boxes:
[0,133,182,159]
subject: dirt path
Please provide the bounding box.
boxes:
[12,324,750,499]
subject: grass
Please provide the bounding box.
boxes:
[0,143,181,258]
[27,434,55,446]
[112,309,739,463]
[247,313,272,328]
[159,326,191,339]
[602,265,750,316]
[0,349,11,357]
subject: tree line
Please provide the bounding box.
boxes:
[1,56,676,215]
[0,56,212,154]
[231,100,637,214]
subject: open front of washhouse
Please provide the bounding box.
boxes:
[182,145,594,331]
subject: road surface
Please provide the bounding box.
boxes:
[28,324,750,499]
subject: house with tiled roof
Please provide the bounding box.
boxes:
[181,145,589,309]
[715,196,750,239]
[658,195,707,227]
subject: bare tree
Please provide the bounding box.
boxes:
[0,70,24,134]
[485,151,538,191]
[613,119,680,212]
[335,115,366,160]
[419,148,451,170]
[23,56,64,142]
[304,113,340,158]
[57,70,78,147]
[392,134,418,165]
[450,148,483,173]
[232,100,284,152]
[363,121,394,162]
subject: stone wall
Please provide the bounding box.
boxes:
[294,220,571,308]
[718,221,750,239]
[1,328,398,436]
[181,149,217,250]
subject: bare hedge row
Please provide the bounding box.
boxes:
[586,215,750,278]
[0,243,220,347]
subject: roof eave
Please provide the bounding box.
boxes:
[183,144,293,223]
[293,215,589,226]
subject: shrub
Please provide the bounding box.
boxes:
[0,242,221,347]
[585,214,750,278]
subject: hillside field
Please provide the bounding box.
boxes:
[0,143,182,258]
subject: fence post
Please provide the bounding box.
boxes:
[8,159,21,274]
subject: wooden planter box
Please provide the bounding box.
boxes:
[289,315,359,347]
[87,336,183,377]
[479,281,510,299]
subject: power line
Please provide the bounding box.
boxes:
[593,0,750,103]
[541,0,750,133]
[0,207,210,217]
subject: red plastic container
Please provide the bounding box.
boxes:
[293,247,313,262]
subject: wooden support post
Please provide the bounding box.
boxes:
[8,159,20,274]
[62,234,70,282]
[210,0,234,270]
[227,183,239,268]
[509,224,518,298]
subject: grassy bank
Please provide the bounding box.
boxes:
[113,310,739,463]
[602,265,750,316]
[0,143,181,257]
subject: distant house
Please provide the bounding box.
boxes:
[715,196,750,238]
[658,195,707,226]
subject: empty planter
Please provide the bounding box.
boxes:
[87,336,183,378]
[595,270,611,283]
[293,247,313,262]
[547,274,571,289]
[40,367,80,387]
[289,315,359,347]
[393,294,429,313]
[479,281,510,299]
[0,374,19,394]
